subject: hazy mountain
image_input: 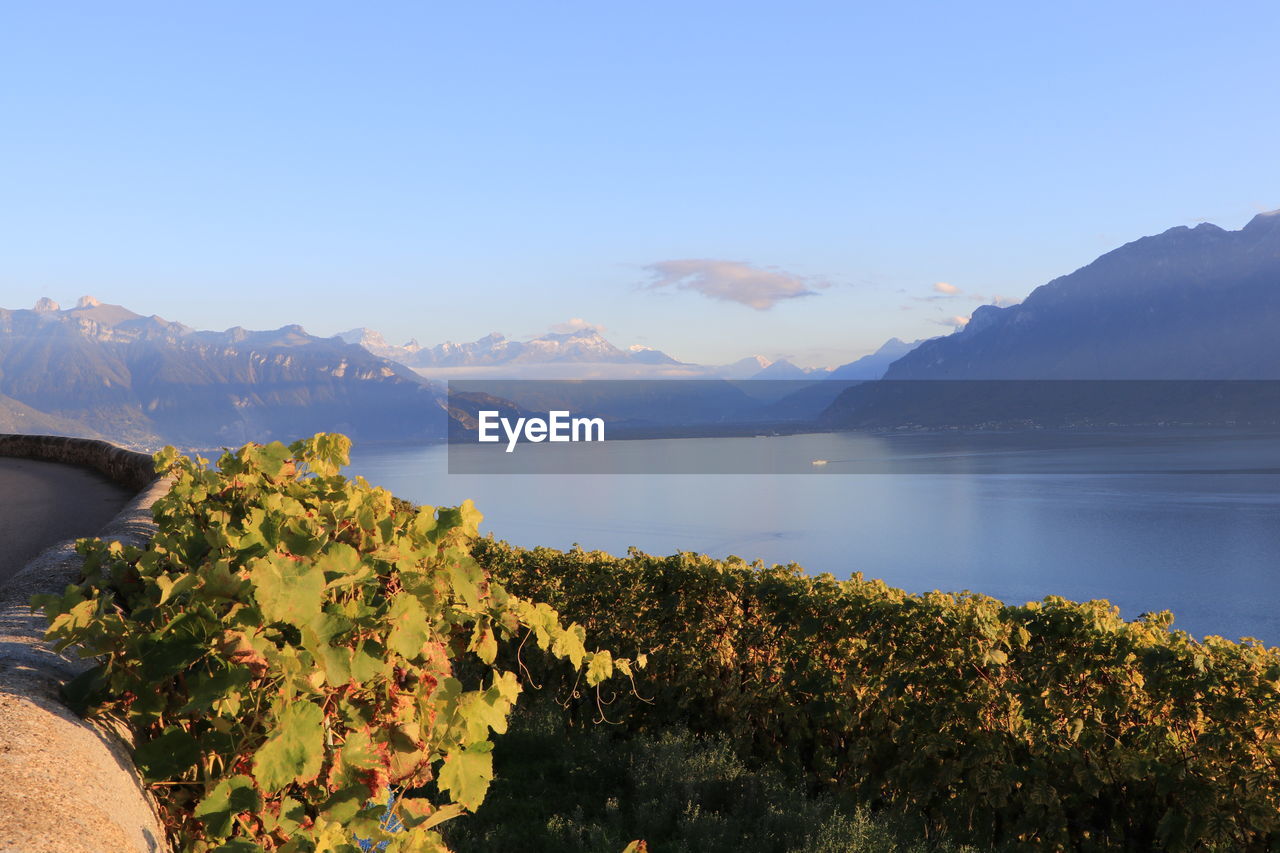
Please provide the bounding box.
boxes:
[829,337,925,380]
[823,212,1280,428]
[752,358,831,380]
[0,298,452,448]
[342,327,683,370]
[884,211,1280,380]
[714,355,774,379]
[336,327,424,362]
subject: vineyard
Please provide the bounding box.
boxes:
[476,540,1280,851]
[34,434,1280,852]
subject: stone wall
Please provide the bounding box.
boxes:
[0,434,157,492]
[0,437,170,853]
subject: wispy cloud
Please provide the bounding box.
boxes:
[932,315,970,329]
[910,281,963,303]
[641,259,824,310]
[549,317,605,334]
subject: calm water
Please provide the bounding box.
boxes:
[347,430,1280,644]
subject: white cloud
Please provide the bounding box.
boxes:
[549,318,605,334]
[641,259,823,310]
[933,281,961,295]
[990,295,1022,307]
[932,315,970,328]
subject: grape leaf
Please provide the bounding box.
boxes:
[252,700,325,793]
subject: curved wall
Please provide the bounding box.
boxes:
[0,435,170,853]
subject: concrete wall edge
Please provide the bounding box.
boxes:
[0,436,171,853]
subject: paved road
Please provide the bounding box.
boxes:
[0,457,134,587]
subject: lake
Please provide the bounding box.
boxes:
[347,428,1280,644]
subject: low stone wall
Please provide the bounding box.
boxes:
[0,437,170,853]
[0,434,156,492]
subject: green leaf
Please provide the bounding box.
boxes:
[251,553,326,629]
[60,663,108,715]
[318,542,362,585]
[447,557,484,612]
[200,559,247,600]
[139,633,207,682]
[329,727,382,789]
[351,642,391,683]
[438,742,494,811]
[133,726,201,782]
[179,662,253,715]
[193,774,260,840]
[470,623,497,665]
[319,784,367,825]
[386,592,430,660]
[252,700,326,793]
[261,795,305,837]
[258,441,293,479]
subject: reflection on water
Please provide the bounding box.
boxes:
[349,429,1280,644]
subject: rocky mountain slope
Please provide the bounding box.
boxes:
[824,212,1280,428]
[0,297,451,448]
[884,212,1280,380]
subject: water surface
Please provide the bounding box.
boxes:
[348,429,1280,643]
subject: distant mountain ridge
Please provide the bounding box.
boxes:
[339,327,683,369]
[0,297,452,448]
[824,211,1280,428]
[829,337,924,380]
[884,211,1280,380]
[341,325,909,382]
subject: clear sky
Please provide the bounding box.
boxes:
[1,2,1276,367]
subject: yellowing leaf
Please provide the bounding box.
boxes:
[252,700,326,793]
[251,554,325,629]
[438,742,494,811]
[386,592,431,660]
[586,650,614,687]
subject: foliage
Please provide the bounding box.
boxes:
[35,435,635,853]
[443,698,979,853]
[476,539,1280,852]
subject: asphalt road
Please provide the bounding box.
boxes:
[0,457,134,587]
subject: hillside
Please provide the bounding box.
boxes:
[884,211,1280,380]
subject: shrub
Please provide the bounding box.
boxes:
[36,435,633,853]
[477,540,1280,851]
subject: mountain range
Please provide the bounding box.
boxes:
[885,211,1280,380]
[337,327,684,370]
[0,297,451,448]
[4,210,1278,446]
[823,210,1280,427]
[338,326,911,381]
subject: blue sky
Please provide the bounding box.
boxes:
[1,2,1276,367]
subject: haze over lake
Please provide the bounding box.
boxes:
[349,429,1280,645]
